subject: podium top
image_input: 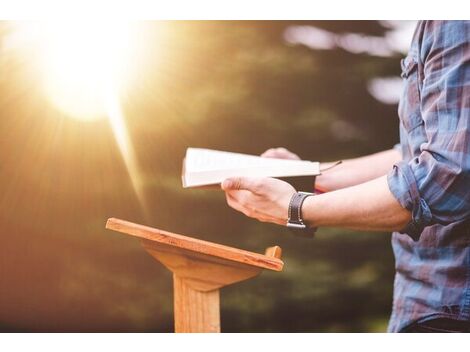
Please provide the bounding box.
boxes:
[106,218,284,271]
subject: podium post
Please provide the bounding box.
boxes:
[106,218,284,333]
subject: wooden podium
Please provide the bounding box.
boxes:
[106,218,284,333]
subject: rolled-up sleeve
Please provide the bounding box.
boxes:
[387,21,470,240]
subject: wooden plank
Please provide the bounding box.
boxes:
[173,274,220,333]
[264,245,282,259]
[142,239,263,291]
[106,218,283,271]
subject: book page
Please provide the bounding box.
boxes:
[183,148,320,188]
[185,148,278,172]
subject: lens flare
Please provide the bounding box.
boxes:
[105,92,147,212]
[5,21,151,213]
[35,21,137,120]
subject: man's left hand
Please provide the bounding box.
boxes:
[221,177,296,225]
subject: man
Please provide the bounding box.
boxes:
[221,21,470,332]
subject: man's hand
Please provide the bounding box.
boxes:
[261,147,300,160]
[221,177,296,225]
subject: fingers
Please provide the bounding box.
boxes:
[225,192,251,217]
[221,177,262,194]
[225,192,278,224]
[260,147,300,160]
[261,147,288,158]
[261,148,281,158]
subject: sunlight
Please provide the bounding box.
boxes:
[35,21,137,120]
[5,21,152,213]
[105,91,147,211]
[34,22,137,120]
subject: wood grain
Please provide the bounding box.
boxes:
[142,239,263,291]
[105,217,285,333]
[106,218,283,271]
[264,245,282,259]
[173,274,220,333]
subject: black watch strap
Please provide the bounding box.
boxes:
[287,191,314,229]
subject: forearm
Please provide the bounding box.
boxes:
[303,175,411,232]
[317,148,401,192]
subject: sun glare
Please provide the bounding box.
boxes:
[34,21,137,120]
[6,21,152,213]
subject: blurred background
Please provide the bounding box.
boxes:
[0,20,416,332]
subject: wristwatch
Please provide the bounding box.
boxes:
[287,191,317,237]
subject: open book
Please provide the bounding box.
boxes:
[182,148,320,188]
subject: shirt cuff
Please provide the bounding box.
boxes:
[387,160,433,241]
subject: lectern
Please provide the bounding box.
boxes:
[105,218,284,333]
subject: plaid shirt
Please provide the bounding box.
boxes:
[386,21,470,332]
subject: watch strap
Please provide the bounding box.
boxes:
[287,191,313,228]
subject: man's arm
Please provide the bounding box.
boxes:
[261,147,401,191]
[222,148,407,232]
[385,21,470,238]
[221,175,411,232]
[222,22,470,236]
[303,175,411,231]
[316,148,401,192]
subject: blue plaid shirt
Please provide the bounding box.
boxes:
[386,21,470,332]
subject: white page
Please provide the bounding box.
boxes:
[185,148,319,170]
[183,148,320,188]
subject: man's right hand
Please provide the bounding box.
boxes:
[260,147,300,160]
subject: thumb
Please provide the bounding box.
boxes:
[221,177,258,192]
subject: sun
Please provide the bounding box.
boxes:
[31,20,138,120]
[5,20,152,213]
